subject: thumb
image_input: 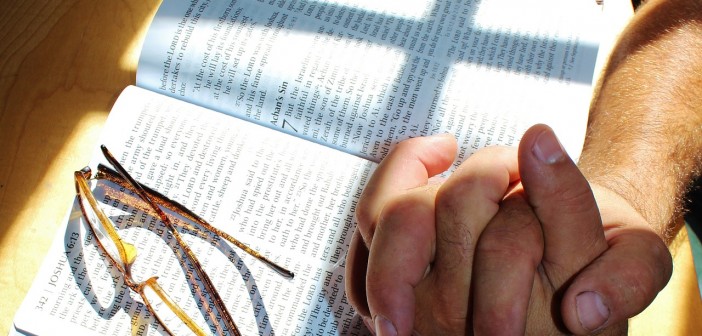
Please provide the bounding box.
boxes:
[560,186,672,334]
[518,124,608,286]
[518,124,671,334]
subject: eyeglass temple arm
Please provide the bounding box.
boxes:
[76,169,213,336]
[95,152,294,279]
[100,146,243,335]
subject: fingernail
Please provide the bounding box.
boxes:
[374,315,398,336]
[363,316,376,335]
[576,291,610,332]
[532,129,566,164]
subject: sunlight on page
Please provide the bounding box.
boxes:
[61,86,375,335]
[263,27,407,101]
[437,0,601,162]
[316,0,432,20]
[473,0,599,36]
[441,62,590,161]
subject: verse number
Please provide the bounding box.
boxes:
[66,232,80,249]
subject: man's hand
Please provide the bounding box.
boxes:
[472,124,672,334]
[346,131,520,335]
[345,124,673,335]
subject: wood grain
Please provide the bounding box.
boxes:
[0,1,160,334]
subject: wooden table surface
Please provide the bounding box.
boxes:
[0,0,700,335]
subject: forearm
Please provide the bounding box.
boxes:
[580,0,702,241]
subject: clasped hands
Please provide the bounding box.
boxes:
[345,124,672,335]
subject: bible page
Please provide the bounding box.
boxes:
[137,0,600,165]
[14,86,374,335]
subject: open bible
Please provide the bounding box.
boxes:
[14,0,603,334]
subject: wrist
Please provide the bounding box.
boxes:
[584,177,681,244]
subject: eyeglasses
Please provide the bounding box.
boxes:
[74,145,294,335]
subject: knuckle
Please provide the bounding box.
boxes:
[436,176,481,207]
[380,194,431,225]
[478,223,541,261]
[436,221,474,269]
[353,207,372,229]
[354,199,375,232]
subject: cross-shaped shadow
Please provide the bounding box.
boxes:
[135,1,601,334]
[141,0,599,163]
[288,0,596,83]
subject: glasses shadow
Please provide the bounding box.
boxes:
[65,181,274,335]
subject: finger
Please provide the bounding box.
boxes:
[345,230,371,318]
[347,134,456,331]
[366,186,438,336]
[423,146,520,332]
[560,188,673,334]
[518,124,608,285]
[563,229,671,334]
[471,191,544,335]
[356,134,457,244]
